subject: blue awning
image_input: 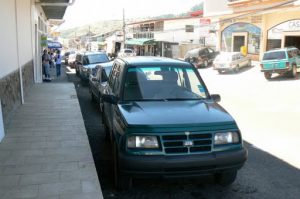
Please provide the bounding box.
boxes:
[48,41,62,49]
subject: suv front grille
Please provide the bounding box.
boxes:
[161,133,212,155]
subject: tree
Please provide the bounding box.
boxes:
[190,3,203,11]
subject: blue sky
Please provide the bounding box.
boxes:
[61,0,202,29]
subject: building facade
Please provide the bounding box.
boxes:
[126,15,209,58]
[0,0,71,141]
[204,0,300,60]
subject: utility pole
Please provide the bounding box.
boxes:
[123,8,126,49]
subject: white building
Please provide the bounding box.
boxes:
[0,0,72,141]
[126,12,218,58]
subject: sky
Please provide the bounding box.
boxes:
[60,0,202,29]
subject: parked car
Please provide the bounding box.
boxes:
[213,52,251,74]
[64,50,76,65]
[118,49,136,58]
[89,61,113,112]
[102,56,247,190]
[261,47,300,79]
[67,53,76,68]
[184,47,219,68]
[75,51,110,81]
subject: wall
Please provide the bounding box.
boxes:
[0,1,18,79]
[203,0,232,17]
[155,18,201,44]
[0,0,34,127]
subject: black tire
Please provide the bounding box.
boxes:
[290,64,297,78]
[90,90,95,102]
[214,170,237,186]
[264,72,272,80]
[234,65,239,73]
[99,94,103,112]
[248,60,252,67]
[203,60,209,68]
[101,113,110,141]
[112,140,132,190]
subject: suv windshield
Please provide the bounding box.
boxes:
[263,51,286,60]
[123,66,208,101]
[124,49,133,53]
[86,54,109,64]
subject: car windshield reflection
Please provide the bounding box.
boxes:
[122,66,208,101]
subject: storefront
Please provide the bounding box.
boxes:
[267,19,300,50]
[260,10,300,59]
[219,15,262,60]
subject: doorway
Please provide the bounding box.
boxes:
[232,32,248,52]
[284,36,300,49]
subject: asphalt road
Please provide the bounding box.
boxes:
[66,64,300,199]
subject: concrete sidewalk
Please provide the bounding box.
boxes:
[0,83,103,199]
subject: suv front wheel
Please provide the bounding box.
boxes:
[112,140,132,190]
[214,170,237,186]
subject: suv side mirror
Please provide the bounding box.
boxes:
[102,94,118,104]
[211,94,221,102]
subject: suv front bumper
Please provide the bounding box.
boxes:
[118,148,247,178]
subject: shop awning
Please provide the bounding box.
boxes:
[38,0,74,20]
[48,41,62,49]
[125,38,155,46]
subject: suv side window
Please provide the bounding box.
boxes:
[288,50,293,59]
[108,62,123,96]
[108,63,118,87]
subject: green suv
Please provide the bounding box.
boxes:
[102,57,247,189]
[261,47,300,79]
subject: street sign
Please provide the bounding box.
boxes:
[200,18,211,25]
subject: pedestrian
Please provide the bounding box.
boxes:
[42,49,51,81]
[55,50,62,77]
[50,52,55,68]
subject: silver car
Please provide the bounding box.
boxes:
[213,52,251,74]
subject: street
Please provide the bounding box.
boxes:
[68,64,300,199]
[199,63,300,169]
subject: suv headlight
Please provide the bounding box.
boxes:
[82,68,88,72]
[214,132,239,145]
[127,136,159,149]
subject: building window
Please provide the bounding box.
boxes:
[185,25,194,33]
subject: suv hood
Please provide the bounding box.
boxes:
[118,100,235,128]
[83,63,101,69]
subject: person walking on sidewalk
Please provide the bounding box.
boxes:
[55,50,62,77]
[42,49,51,81]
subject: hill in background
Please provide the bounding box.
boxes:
[60,3,203,39]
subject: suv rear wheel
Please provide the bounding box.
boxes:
[203,60,209,68]
[264,72,272,80]
[234,65,239,73]
[290,64,297,78]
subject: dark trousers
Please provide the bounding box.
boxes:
[56,64,61,77]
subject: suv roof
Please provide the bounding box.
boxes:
[117,56,192,66]
[265,47,298,53]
